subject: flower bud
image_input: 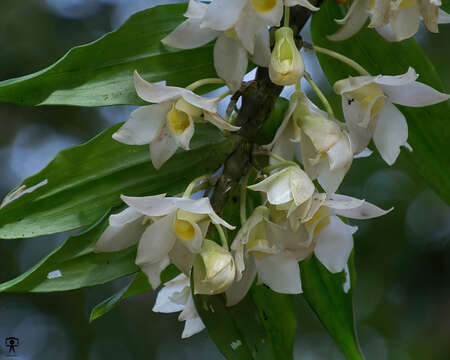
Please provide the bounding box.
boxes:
[269,27,304,86]
[193,239,235,295]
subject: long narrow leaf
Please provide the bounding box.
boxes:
[0,4,216,107]
[0,123,233,239]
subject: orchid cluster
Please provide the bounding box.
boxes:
[93,0,450,339]
[329,0,450,42]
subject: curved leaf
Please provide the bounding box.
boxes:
[0,3,216,107]
[0,123,233,239]
[311,2,450,203]
[300,253,362,360]
[89,266,179,322]
[0,213,138,292]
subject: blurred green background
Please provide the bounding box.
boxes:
[0,1,449,359]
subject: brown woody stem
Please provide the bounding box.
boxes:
[210,5,317,223]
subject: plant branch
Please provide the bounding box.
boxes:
[210,5,318,215]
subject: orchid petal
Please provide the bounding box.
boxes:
[226,256,257,306]
[314,216,356,273]
[380,81,450,107]
[182,318,206,338]
[153,274,189,313]
[202,0,246,31]
[140,258,171,289]
[285,0,320,11]
[390,7,421,41]
[169,240,195,275]
[134,71,183,103]
[327,0,369,41]
[136,213,177,266]
[204,111,241,131]
[184,0,208,19]
[112,104,169,145]
[162,18,219,49]
[214,34,248,92]
[95,211,145,253]
[373,101,409,165]
[255,252,302,294]
[149,125,179,169]
[250,29,271,67]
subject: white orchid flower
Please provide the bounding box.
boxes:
[293,92,353,194]
[153,273,205,338]
[289,193,391,273]
[202,0,319,54]
[247,166,315,217]
[334,67,450,165]
[113,71,239,169]
[95,194,234,288]
[266,92,353,194]
[226,206,308,305]
[162,0,271,91]
[328,0,450,42]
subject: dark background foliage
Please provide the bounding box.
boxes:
[0,1,448,359]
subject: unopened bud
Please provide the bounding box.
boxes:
[193,239,235,295]
[269,27,304,86]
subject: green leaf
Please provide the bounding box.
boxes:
[89,266,179,322]
[0,123,233,239]
[0,4,217,107]
[250,285,297,360]
[300,253,362,360]
[0,213,138,292]
[194,284,297,360]
[311,2,450,203]
[442,0,450,12]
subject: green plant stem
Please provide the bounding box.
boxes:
[186,78,225,91]
[263,161,297,174]
[284,6,290,27]
[312,45,369,75]
[240,168,253,226]
[304,72,335,119]
[183,175,210,198]
[215,223,229,250]
[191,182,210,195]
[217,89,232,101]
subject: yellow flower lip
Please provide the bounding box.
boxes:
[251,0,277,13]
[167,104,190,135]
[305,206,331,235]
[174,218,195,242]
[173,209,208,242]
[347,83,386,118]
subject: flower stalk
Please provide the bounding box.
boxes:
[308,44,369,75]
